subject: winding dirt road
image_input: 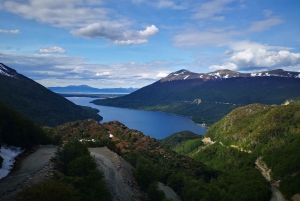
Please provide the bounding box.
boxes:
[0,145,57,197]
[89,147,145,201]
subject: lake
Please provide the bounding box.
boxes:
[66,97,206,139]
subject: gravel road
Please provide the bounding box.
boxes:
[0,145,57,197]
[158,182,181,201]
[89,147,145,201]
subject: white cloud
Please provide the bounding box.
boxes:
[192,0,236,20]
[0,29,20,34]
[39,46,66,53]
[96,72,110,76]
[1,0,158,45]
[131,0,186,9]
[209,42,300,71]
[173,28,238,48]
[247,17,283,33]
[0,51,174,88]
[156,72,169,78]
[173,11,284,48]
[71,24,159,44]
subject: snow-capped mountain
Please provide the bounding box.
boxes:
[0,63,19,79]
[160,69,300,82]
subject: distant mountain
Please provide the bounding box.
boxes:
[48,85,138,94]
[160,69,300,82]
[0,63,102,126]
[93,69,300,125]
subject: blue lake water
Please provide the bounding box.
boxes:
[66,97,206,139]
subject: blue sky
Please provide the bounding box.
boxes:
[0,0,300,88]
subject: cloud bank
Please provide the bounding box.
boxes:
[39,46,66,53]
[71,24,159,45]
[0,0,159,45]
[0,29,20,34]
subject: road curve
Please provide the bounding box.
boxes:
[0,145,57,197]
[89,147,145,201]
[270,186,285,201]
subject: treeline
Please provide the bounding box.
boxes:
[19,141,111,201]
[0,101,51,149]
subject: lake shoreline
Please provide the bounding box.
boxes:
[67,97,207,139]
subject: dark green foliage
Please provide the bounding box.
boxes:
[146,182,168,201]
[0,101,51,148]
[173,138,204,155]
[19,180,80,201]
[160,131,202,149]
[0,64,102,126]
[280,173,300,198]
[189,102,300,199]
[51,141,111,201]
[93,77,300,125]
[51,140,90,174]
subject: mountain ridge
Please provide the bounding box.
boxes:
[93,68,300,125]
[0,63,102,126]
[161,68,300,82]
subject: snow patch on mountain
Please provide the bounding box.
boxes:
[184,75,190,80]
[0,63,18,79]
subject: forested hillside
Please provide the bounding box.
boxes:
[0,101,51,168]
[0,63,102,126]
[93,69,300,125]
[46,119,271,201]
[165,102,300,199]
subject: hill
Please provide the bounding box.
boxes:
[93,69,300,125]
[0,63,102,126]
[45,119,271,201]
[166,102,300,199]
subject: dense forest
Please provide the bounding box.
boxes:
[163,102,300,199]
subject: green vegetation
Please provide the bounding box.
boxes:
[160,131,204,155]
[20,141,111,201]
[93,77,300,125]
[160,131,202,149]
[179,103,300,199]
[0,101,51,149]
[0,67,102,126]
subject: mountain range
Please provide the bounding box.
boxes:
[48,85,138,94]
[1,63,299,200]
[93,68,300,125]
[0,63,102,126]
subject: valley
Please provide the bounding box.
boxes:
[1,65,300,201]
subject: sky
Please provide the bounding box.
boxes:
[0,0,300,88]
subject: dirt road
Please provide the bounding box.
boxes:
[158,182,181,201]
[89,147,145,201]
[255,157,285,201]
[0,145,57,197]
